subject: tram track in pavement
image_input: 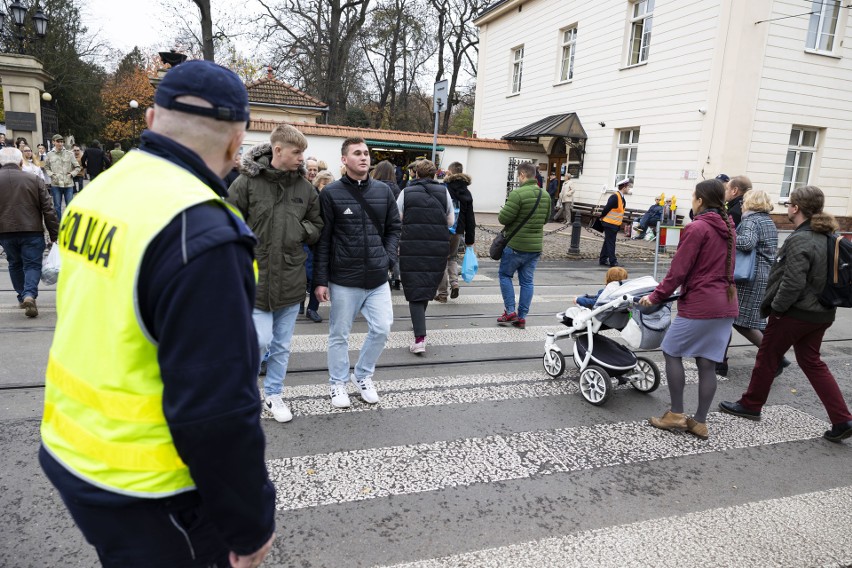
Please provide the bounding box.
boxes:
[4,335,852,392]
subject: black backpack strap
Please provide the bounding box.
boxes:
[344,183,384,235]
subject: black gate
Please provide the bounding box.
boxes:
[506,157,536,199]
[40,102,57,145]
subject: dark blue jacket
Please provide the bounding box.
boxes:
[40,130,275,556]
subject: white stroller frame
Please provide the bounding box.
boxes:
[542,276,666,405]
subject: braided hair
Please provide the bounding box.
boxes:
[695,179,736,301]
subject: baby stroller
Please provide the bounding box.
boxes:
[542,275,675,406]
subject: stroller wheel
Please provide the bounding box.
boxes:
[579,365,612,406]
[542,349,565,378]
[630,356,661,393]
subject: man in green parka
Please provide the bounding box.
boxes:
[227,124,323,423]
[496,161,551,329]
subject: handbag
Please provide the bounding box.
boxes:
[490,189,543,260]
[591,217,604,233]
[734,248,757,282]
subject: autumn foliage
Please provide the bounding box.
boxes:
[101,67,154,144]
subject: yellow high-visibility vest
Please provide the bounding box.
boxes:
[41,150,242,497]
[602,191,625,226]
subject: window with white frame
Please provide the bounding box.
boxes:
[781,127,818,197]
[614,128,640,186]
[806,0,841,52]
[511,46,524,94]
[628,0,654,66]
[559,27,577,82]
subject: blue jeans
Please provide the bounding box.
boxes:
[327,282,394,385]
[253,303,300,397]
[498,246,540,319]
[51,186,74,219]
[0,234,46,302]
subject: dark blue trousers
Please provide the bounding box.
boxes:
[0,233,45,302]
[599,224,620,265]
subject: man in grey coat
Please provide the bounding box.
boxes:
[720,185,852,442]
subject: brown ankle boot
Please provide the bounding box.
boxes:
[686,417,708,440]
[649,410,687,432]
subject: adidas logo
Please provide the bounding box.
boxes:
[343,208,354,215]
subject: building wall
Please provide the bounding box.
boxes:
[249,107,322,124]
[473,0,852,215]
[746,0,852,215]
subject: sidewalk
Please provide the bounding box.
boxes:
[473,212,667,261]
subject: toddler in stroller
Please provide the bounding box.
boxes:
[543,275,676,405]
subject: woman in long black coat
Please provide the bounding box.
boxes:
[396,159,454,355]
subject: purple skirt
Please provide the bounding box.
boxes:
[660,316,734,363]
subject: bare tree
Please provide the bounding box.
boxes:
[191,0,215,61]
[253,0,370,124]
[428,0,482,133]
[360,0,436,129]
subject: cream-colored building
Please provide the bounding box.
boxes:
[473,0,852,216]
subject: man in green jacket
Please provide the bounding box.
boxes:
[720,185,852,442]
[496,161,551,329]
[227,124,323,423]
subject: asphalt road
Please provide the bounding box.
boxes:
[2,257,852,567]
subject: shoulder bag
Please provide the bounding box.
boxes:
[490,189,543,260]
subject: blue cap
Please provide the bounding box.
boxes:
[155,60,250,123]
[715,173,730,182]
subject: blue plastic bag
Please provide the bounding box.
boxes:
[461,246,478,283]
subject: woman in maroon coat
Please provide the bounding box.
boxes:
[640,179,738,440]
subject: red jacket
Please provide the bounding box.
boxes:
[648,210,739,319]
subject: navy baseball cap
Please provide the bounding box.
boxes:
[155,60,250,123]
[715,173,730,183]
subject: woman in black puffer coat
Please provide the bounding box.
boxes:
[396,160,453,355]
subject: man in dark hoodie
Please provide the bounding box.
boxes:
[314,137,401,409]
[720,185,852,442]
[227,124,323,423]
[437,161,475,301]
[724,175,750,226]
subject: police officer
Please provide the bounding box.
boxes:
[39,61,276,567]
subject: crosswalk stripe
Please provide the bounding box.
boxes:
[268,406,825,512]
[273,363,709,419]
[388,294,564,305]
[291,325,579,353]
[383,485,852,568]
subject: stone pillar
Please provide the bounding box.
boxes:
[0,54,53,147]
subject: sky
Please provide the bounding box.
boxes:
[81,0,165,56]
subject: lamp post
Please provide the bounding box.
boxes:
[129,100,139,147]
[0,1,49,54]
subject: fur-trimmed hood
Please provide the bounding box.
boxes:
[239,142,307,180]
[444,172,471,185]
[809,212,839,234]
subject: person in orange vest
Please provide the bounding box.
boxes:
[599,177,633,266]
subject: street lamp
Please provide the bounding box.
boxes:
[1,1,50,54]
[129,100,139,147]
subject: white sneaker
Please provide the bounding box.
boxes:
[409,338,426,354]
[350,373,380,404]
[264,394,293,423]
[330,384,351,408]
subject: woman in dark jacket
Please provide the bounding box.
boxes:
[717,189,789,376]
[437,162,476,301]
[396,159,453,355]
[640,179,738,440]
[373,160,403,288]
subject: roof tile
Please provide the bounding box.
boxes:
[245,76,328,109]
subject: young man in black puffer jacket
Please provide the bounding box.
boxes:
[314,137,401,410]
[436,161,476,302]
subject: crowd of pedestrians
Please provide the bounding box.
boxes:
[0,58,849,568]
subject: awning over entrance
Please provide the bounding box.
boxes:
[502,113,587,142]
[366,140,445,152]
